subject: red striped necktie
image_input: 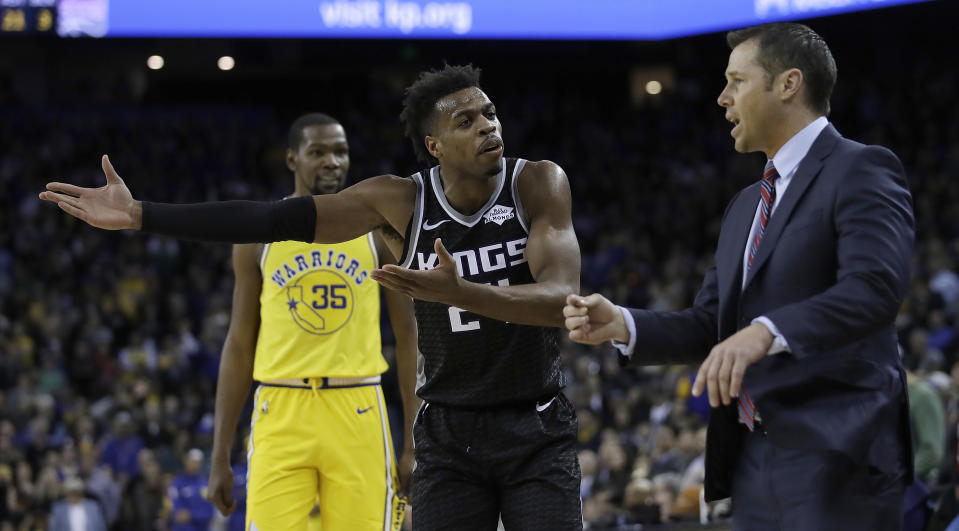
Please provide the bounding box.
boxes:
[747,160,780,270]
[739,159,779,431]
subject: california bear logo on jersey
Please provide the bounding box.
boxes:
[268,250,368,335]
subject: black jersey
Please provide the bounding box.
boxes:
[400,158,563,408]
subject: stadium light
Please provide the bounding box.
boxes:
[645,80,662,95]
[146,55,164,70]
[217,56,235,71]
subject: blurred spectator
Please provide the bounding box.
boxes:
[168,448,213,531]
[49,476,107,531]
[578,449,598,500]
[651,472,682,523]
[930,257,959,317]
[622,475,660,524]
[98,411,144,484]
[928,310,958,357]
[596,431,631,496]
[80,448,120,527]
[909,371,947,484]
[119,449,167,529]
[909,328,946,375]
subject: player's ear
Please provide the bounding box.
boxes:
[285,149,297,173]
[425,136,441,160]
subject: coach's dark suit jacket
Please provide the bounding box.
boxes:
[624,124,915,501]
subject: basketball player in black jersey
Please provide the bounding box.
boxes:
[40,65,583,530]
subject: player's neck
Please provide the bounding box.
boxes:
[438,167,499,215]
[291,183,311,197]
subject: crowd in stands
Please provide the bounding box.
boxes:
[1,9,957,530]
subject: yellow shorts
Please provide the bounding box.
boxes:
[246,380,406,531]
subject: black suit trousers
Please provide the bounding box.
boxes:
[732,429,907,531]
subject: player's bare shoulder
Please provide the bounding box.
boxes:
[515,160,572,219]
[346,173,417,200]
[342,174,417,247]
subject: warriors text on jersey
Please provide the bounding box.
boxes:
[254,234,387,380]
[400,157,562,407]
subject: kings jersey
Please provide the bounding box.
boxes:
[254,234,387,381]
[400,158,562,407]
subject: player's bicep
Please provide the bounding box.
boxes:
[312,175,415,245]
[527,217,580,288]
[224,243,262,353]
[521,163,581,290]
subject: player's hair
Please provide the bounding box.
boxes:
[400,64,483,165]
[288,113,340,150]
[727,23,837,116]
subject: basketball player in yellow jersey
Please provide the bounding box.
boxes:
[204,113,420,531]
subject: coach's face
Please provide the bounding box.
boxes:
[426,87,504,178]
[718,39,781,156]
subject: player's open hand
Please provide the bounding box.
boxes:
[206,459,237,516]
[563,293,629,344]
[370,238,462,304]
[39,155,140,230]
[691,322,773,407]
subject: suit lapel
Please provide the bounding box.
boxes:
[742,125,841,290]
[717,185,758,324]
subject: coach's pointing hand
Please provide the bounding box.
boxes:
[563,294,629,344]
[371,238,463,304]
[39,155,142,230]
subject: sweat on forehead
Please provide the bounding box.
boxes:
[433,87,490,117]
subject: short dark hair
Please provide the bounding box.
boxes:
[727,23,837,115]
[399,64,483,165]
[288,113,340,150]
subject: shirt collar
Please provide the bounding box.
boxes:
[771,116,829,178]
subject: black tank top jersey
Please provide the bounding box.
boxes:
[400,158,563,408]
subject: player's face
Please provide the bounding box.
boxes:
[429,87,504,177]
[287,123,350,195]
[717,39,780,156]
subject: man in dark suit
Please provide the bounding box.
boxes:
[564,23,914,530]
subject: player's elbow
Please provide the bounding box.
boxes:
[221,335,256,365]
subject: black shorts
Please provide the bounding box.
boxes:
[411,392,582,531]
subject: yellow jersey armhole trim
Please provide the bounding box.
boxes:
[367,232,379,268]
[259,243,271,274]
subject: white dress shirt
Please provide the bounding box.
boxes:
[615,116,830,357]
[68,502,88,531]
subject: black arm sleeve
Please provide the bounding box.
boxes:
[141,196,316,243]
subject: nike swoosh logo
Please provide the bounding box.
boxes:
[357,407,373,414]
[422,219,450,230]
[535,397,557,413]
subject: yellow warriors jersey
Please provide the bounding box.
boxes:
[253,234,387,380]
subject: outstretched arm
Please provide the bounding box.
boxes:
[41,155,142,230]
[371,161,580,328]
[40,155,415,245]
